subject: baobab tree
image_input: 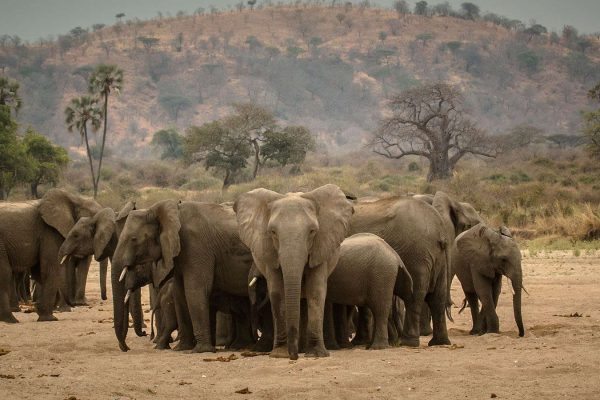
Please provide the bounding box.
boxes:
[370,82,496,181]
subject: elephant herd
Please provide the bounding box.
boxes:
[0,185,526,360]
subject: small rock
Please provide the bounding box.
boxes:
[235,387,252,394]
[491,394,497,398]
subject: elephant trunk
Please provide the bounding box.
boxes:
[99,259,108,301]
[509,274,525,337]
[110,258,130,351]
[280,247,305,360]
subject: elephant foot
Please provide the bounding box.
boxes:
[56,304,71,313]
[189,343,216,354]
[37,314,58,322]
[10,305,20,312]
[173,340,195,351]
[428,336,451,346]
[154,342,171,350]
[229,339,254,350]
[388,337,402,347]
[304,345,329,358]
[420,327,433,336]
[118,341,130,352]
[269,345,290,359]
[324,340,340,351]
[368,341,390,350]
[338,340,353,349]
[469,328,483,335]
[400,336,420,347]
[0,313,19,323]
[73,297,89,307]
[253,338,273,353]
[134,329,147,337]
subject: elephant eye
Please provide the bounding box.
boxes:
[131,236,137,242]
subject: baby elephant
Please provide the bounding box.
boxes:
[454,223,525,337]
[327,233,413,350]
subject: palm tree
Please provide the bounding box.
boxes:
[65,96,102,197]
[0,76,22,115]
[88,64,123,194]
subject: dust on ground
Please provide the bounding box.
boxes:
[1,253,599,400]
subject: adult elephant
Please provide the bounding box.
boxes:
[414,191,483,335]
[58,203,146,351]
[234,184,354,360]
[454,223,525,337]
[349,196,451,347]
[112,200,254,353]
[0,189,101,323]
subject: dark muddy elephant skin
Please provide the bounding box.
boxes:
[0,189,102,323]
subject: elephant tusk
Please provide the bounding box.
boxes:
[60,255,69,265]
[249,277,257,287]
[522,286,530,296]
[124,289,132,304]
[119,268,127,282]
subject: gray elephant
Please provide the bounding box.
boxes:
[0,189,102,323]
[414,191,483,335]
[454,223,525,337]
[112,200,254,353]
[325,233,413,349]
[58,204,147,350]
[234,184,354,360]
[349,196,451,347]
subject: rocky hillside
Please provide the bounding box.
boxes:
[2,4,599,157]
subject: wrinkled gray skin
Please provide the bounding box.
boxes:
[0,189,101,323]
[235,184,354,360]
[349,196,452,347]
[58,203,146,349]
[150,278,178,350]
[248,264,274,352]
[324,233,413,350]
[413,191,483,336]
[454,223,525,337]
[112,200,253,353]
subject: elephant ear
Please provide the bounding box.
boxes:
[234,189,284,268]
[116,201,136,221]
[93,208,116,261]
[499,225,512,238]
[150,200,181,287]
[456,223,496,278]
[301,184,354,268]
[433,191,462,236]
[39,189,77,238]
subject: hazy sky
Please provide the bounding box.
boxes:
[0,0,598,41]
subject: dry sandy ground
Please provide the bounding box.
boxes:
[1,253,600,400]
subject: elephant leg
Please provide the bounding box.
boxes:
[99,259,108,301]
[129,288,146,337]
[369,302,391,350]
[0,247,18,323]
[400,290,426,347]
[36,234,62,322]
[9,273,19,312]
[473,273,499,334]
[298,299,308,353]
[465,292,482,335]
[492,275,502,309]
[352,306,372,346]
[172,277,195,351]
[254,305,274,352]
[334,304,352,348]
[215,312,232,347]
[303,267,329,358]
[419,305,433,336]
[230,311,255,350]
[73,257,90,306]
[182,266,215,353]
[266,268,288,358]
[155,303,178,350]
[323,301,340,350]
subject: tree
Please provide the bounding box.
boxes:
[248,0,257,10]
[23,129,69,198]
[523,24,547,42]
[185,121,251,188]
[0,104,31,199]
[64,96,102,196]
[158,93,192,121]
[369,82,496,181]
[393,0,410,16]
[583,82,600,158]
[151,128,184,159]
[115,13,125,23]
[0,76,22,115]
[378,31,388,44]
[546,133,586,149]
[497,125,544,152]
[432,2,452,16]
[261,126,315,168]
[137,36,160,52]
[414,1,429,16]
[88,64,123,198]
[517,50,540,75]
[461,2,480,20]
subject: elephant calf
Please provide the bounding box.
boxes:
[326,233,413,350]
[454,223,525,337]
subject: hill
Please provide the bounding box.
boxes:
[1,3,599,157]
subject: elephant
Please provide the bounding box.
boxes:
[112,200,254,353]
[349,195,452,347]
[324,233,413,350]
[414,191,483,335]
[248,264,274,352]
[150,278,178,350]
[0,189,102,323]
[234,184,354,359]
[454,223,525,337]
[58,203,146,349]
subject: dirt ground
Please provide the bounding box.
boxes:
[1,253,600,400]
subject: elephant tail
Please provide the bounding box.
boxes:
[440,238,454,323]
[150,308,155,341]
